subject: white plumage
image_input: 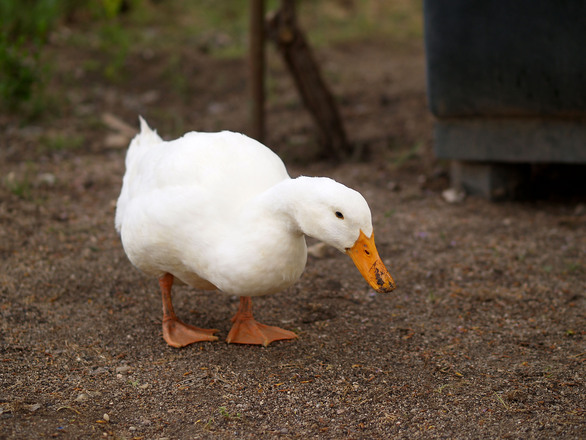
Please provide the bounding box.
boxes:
[115,118,395,347]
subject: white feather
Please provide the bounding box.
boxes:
[115,119,374,297]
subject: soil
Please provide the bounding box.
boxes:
[1,31,585,440]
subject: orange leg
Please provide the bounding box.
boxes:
[159,273,218,348]
[226,296,297,346]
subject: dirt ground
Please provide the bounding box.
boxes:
[1,28,585,440]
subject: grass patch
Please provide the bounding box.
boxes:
[0,0,62,115]
[3,165,35,200]
[2,0,424,120]
[388,141,423,168]
[39,133,85,153]
[299,0,423,47]
[218,406,241,419]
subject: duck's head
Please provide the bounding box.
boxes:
[293,177,396,293]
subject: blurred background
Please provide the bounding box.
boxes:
[2,0,585,199]
[1,0,430,168]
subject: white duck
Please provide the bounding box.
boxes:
[115,118,396,347]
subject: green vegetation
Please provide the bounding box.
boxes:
[218,406,241,419]
[39,132,84,153]
[0,0,130,115]
[389,141,423,168]
[299,0,423,47]
[3,164,34,200]
[1,0,422,118]
[0,0,60,112]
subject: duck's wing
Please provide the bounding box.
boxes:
[116,128,289,232]
[151,131,289,205]
[115,128,291,279]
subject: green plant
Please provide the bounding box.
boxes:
[564,261,582,274]
[0,0,61,111]
[99,22,131,81]
[3,166,34,200]
[218,406,241,419]
[39,133,84,153]
[0,0,134,114]
[299,0,423,47]
[389,141,423,168]
[427,291,438,303]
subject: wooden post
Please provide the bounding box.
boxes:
[267,0,351,160]
[249,0,265,143]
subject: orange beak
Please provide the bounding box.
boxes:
[346,231,396,293]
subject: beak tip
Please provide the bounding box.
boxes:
[372,267,396,293]
[376,283,396,293]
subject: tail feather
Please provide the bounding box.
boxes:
[136,115,163,145]
[139,115,149,132]
[116,117,163,232]
[124,116,163,166]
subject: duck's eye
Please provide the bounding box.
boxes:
[335,211,344,219]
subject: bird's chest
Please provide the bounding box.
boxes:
[212,234,308,297]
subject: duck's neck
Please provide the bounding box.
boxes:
[252,176,336,242]
[251,178,306,236]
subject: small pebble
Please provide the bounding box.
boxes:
[24,403,41,412]
[103,413,110,422]
[90,367,108,376]
[116,365,131,374]
[442,188,465,204]
[37,173,56,186]
[75,393,89,402]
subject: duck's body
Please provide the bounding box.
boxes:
[116,127,306,296]
[116,118,395,347]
